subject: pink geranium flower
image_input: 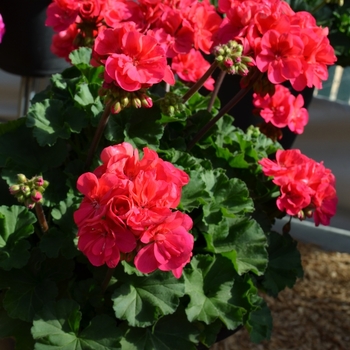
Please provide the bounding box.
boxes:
[46,2,79,32]
[93,27,175,91]
[0,14,5,43]
[253,84,309,134]
[75,142,193,274]
[78,218,136,268]
[256,30,304,84]
[259,149,337,226]
[134,211,194,278]
[74,172,127,227]
[171,49,215,91]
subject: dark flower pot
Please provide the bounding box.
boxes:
[0,0,68,77]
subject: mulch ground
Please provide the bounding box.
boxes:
[211,242,350,350]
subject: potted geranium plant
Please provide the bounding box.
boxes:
[0,0,338,349]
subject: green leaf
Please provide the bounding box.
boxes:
[0,309,34,350]
[203,173,254,225]
[40,196,79,258]
[184,255,245,329]
[0,205,36,270]
[261,231,303,296]
[120,310,200,350]
[0,117,26,136]
[205,217,268,275]
[74,83,97,106]
[32,299,120,350]
[41,168,69,207]
[245,297,272,343]
[179,169,209,211]
[26,100,88,147]
[0,124,68,175]
[112,270,185,327]
[105,106,164,149]
[69,47,93,67]
[1,250,73,322]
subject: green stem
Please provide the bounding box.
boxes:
[35,203,49,234]
[182,61,219,103]
[207,70,226,113]
[101,267,115,294]
[187,69,260,151]
[85,103,111,170]
[310,0,327,14]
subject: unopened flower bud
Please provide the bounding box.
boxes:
[9,185,20,195]
[120,96,130,108]
[24,199,35,210]
[141,96,153,108]
[132,98,142,109]
[31,190,42,203]
[35,176,44,187]
[224,58,233,68]
[111,101,122,114]
[17,174,27,183]
[21,185,31,197]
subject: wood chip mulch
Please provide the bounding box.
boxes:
[211,242,350,350]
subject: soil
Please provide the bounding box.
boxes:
[211,242,350,350]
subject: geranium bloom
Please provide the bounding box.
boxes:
[134,211,194,278]
[46,2,79,32]
[0,14,5,43]
[51,23,79,62]
[75,142,193,275]
[171,49,215,91]
[253,84,308,134]
[256,30,304,84]
[93,27,175,91]
[185,0,222,54]
[77,218,136,268]
[259,149,337,226]
[74,172,127,227]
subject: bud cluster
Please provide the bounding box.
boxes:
[99,84,153,114]
[159,92,186,117]
[213,40,254,76]
[9,174,49,209]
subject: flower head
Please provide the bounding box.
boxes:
[0,14,5,43]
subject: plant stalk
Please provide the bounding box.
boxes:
[187,69,260,150]
[85,103,111,170]
[101,267,115,294]
[182,61,218,103]
[310,0,327,14]
[35,203,49,234]
[207,70,226,113]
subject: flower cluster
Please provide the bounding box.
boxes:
[74,142,193,278]
[46,0,220,93]
[9,174,49,209]
[259,149,337,226]
[253,84,309,135]
[216,0,337,90]
[0,14,5,43]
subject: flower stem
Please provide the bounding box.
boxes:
[182,61,218,103]
[35,203,49,234]
[207,70,226,113]
[310,0,327,14]
[187,69,260,150]
[85,103,111,170]
[101,267,115,294]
